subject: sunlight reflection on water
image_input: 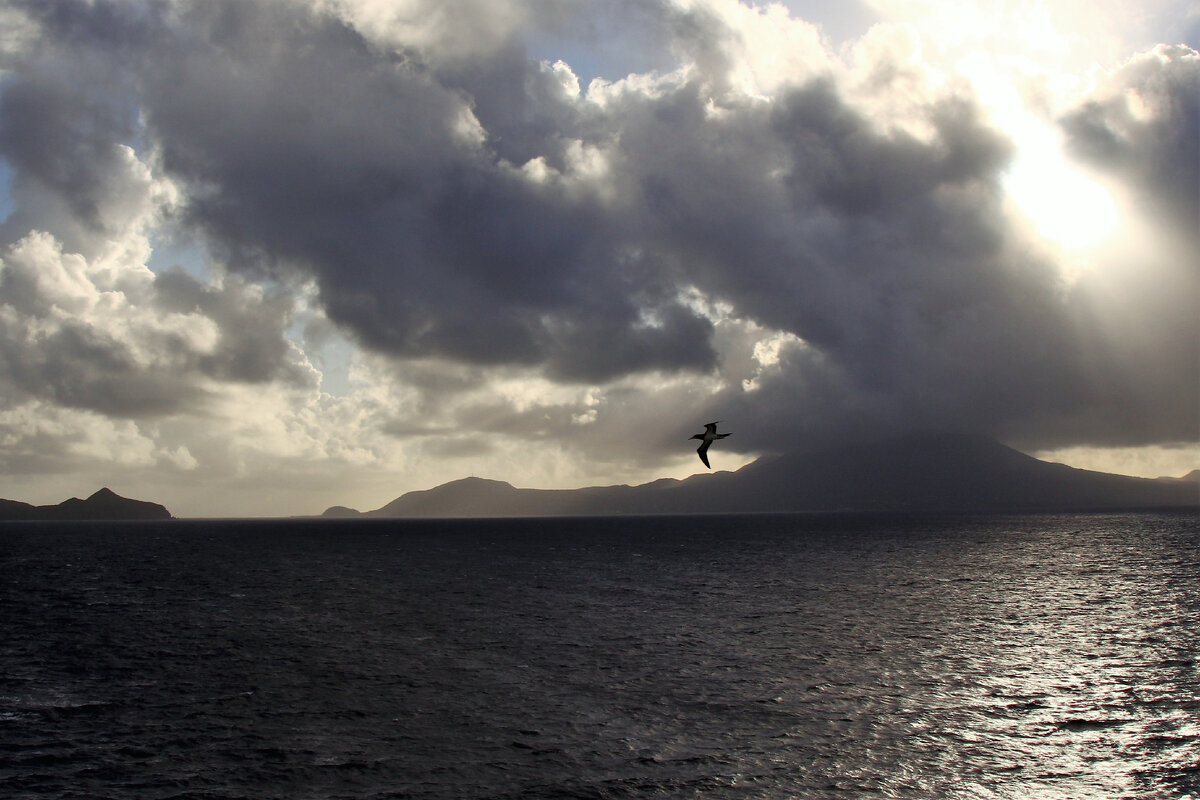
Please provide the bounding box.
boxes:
[861,515,1200,798]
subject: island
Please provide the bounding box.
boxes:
[0,488,173,521]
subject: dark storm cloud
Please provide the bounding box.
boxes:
[0,18,153,260]
[0,64,131,230]
[606,71,1105,450]
[0,0,1195,457]
[119,0,716,382]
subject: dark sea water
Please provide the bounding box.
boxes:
[2,511,1198,799]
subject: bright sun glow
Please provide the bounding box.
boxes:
[1004,121,1121,252]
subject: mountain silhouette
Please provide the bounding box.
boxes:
[328,433,1198,518]
[0,488,173,521]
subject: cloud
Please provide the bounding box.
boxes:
[1060,45,1200,245]
[0,230,316,417]
[152,267,316,386]
[0,400,161,475]
[117,0,715,382]
[0,0,1194,513]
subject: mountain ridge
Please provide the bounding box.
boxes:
[327,433,1199,518]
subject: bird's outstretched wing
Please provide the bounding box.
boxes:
[704,421,719,434]
[697,440,712,468]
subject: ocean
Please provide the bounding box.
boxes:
[1,511,1197,799]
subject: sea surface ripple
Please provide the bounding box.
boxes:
[1,511,1198,798]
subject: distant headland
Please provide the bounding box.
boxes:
[0,488,173,521]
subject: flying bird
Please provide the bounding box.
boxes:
[690,421,730,469]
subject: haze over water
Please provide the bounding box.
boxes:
[2,511,1198,798]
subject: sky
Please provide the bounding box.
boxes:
[0,0,1196,517]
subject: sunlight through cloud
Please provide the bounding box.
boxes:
[1004,120,1121,255]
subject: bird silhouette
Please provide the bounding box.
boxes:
[690,421,730,469]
